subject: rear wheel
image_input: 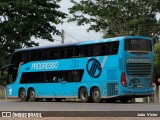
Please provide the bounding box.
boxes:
[91,87,101,103]
[20,89,28,102]
[79,87,89,103]
[29,88,37,102]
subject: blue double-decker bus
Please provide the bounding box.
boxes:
[1,36,153,103]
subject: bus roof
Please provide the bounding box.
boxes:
[14,36,151,53]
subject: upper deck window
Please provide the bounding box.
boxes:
[125,39,152,53]
[10,41,120,66]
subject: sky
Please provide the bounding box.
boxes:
[35,0,160,46]
[35,0,103,46]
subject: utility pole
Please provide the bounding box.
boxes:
[61,29,64,44]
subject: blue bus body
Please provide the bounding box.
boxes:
[5,36,153,102]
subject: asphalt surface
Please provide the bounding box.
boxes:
[1,99,160,119]
[0,99,160,111]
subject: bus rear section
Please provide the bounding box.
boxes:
[118,37,153,102]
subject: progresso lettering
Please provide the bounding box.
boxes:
[127,59,151,63]
[32,62,58,70]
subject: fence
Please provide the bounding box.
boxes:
[0,86,6,99]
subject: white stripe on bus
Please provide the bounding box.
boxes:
[96,56,100,60]
[101,56,108,68]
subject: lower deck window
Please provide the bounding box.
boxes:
[20,70,84,84]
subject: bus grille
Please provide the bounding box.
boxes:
[107,83,118,96]
[126,63,151,76]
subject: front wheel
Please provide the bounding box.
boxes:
[79,87,89,103]
[20,89,28,102]
[91,87,101,103]
[29,88,37,102]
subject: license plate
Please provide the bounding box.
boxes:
[136,84,143,88]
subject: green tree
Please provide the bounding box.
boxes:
[154,43,160,82]
[69,0,160,39]
[0,0,66,66]
[0,72,7,86]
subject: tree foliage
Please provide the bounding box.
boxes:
[0,72,7,86]
[0,0,66,66]
[69,0,160,39]
[154,43,160,79]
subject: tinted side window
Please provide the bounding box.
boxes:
[93,45,100,56]
[66,48,74,58]
[109,41,119,55]
[60,49,64,59]
[72,70,83,82]
[20,70,84,84]
[48,50,59,60]
[36,51,43,60]
[45,72,60,83]
[22,52,28,62]
[80,47,87,57]
[87,46,93,57]
[74,47,81,57]
[20,72,44,83]
[30,52,37,61]
[100,44,108,55]
[19,41,119,62]
[53,70,83,82]
[88,41,119,56]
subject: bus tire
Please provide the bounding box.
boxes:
[29,88,37,102]
[20,89,28,102]
[79,87,89,103]
[91,87,101,103]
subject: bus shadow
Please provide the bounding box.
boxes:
[13,98,148,104]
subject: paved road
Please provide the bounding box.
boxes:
[1,99,160,119]
[0,99,160,111]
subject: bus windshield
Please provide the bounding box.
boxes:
[125,39,152,53]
